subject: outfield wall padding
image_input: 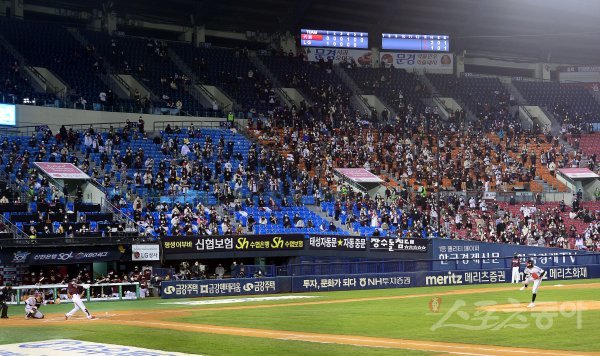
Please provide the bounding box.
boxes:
[161,265,598,299]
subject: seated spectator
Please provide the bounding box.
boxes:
[283,214,292,228]
[295,216,305,228]
[329,221,337,232]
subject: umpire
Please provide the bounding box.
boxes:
[0,283,13,318]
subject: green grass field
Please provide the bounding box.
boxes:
[1,279,599,355]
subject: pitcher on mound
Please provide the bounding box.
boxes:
[519,260,546,308]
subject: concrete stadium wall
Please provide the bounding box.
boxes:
[15,105,225,132]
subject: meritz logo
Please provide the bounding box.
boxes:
[425,272,464,286]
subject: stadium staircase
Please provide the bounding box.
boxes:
[67,28,131,100]
[332,65,375,114]
[485,132,568,193]
[166,50,222,110]
[248,54,297,107]
[422,73,478,122]
[256,55,350,113]
[417,73,454,120]
[417,72,438,95]
[169,43,275,113]
[64,145,137,228]
[0,33,57,97]
[512,80,600,134]
[533,178,558,193]
[305,204,353,235]
[502,80,528,106]
[539,107,562,135]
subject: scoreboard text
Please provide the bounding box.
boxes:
[300,29,369,49]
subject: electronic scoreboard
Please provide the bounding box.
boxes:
[382,33,450,52]
[300,29,369,49]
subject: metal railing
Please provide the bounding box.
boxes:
[195,84,224,109]
[152,119,234,132]
[357,94,374,111]
[174,55,234,112]
[62,121,132,134]
[518,105,535,130]
[276,87,294,107]
[432,94,451,118]
[0,212,28,239]
[112,74,132,95]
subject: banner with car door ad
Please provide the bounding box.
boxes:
[379,52,453,72]
[307,235,368,251]
[303,47,373,66]
[161,278,280,298]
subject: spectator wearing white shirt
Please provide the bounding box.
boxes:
[181,143,190,156]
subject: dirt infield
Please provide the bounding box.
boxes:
[479,300,600,313]
[2,283,600,355]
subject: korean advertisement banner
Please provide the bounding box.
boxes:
[161,278,279,299]
[303,47,373,66]
[379,52,453,71]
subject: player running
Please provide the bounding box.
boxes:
[65,278,95,320]
[519,260,546,308]
[24,291,44,319]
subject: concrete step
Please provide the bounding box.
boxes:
[305,204,356,235]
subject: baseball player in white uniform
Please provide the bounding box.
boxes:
[65,278,94,320]
[519,260,546,307]
[24,292,44,319]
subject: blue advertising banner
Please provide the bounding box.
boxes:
[423,269,509,286]
[161,278,279,299]
[431,238,599,271]
[1,248,126,265]
[161,265,596,298]
[546,266,589,280]
[293,272,416,292]
[292,266,592,292]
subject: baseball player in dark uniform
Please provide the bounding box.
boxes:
[510,254,521,283]
[65,278,94,320]
[0,283,13,319]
